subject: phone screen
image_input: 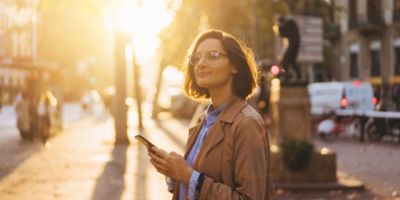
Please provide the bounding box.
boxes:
[134,135,156,150]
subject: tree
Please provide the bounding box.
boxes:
[37,0,112,99]
[152,0,202,118]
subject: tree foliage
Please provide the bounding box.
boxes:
[37,0,112,99]
[158,0,202,68]
[158,0,291,68]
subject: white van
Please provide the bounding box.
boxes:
[308,81,375,115]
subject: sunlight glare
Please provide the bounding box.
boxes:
[320,147,332,155]
[163,66,184,85]
[107,0,174,60]
[125,44,134,60]
[105,0,177,84]
[130,1,173,59]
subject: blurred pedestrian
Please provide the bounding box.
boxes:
[0,82,3,113]
[14,90,32,141]
[102,91,112,114]
[392,85,400,111]
[37,91,56,144]
[148,30,272,199]
[80,91,91,112]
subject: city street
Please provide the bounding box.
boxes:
[0,102,188,200]
[3,0,400,199]
[314,137,400,199]
[0,103,398,199]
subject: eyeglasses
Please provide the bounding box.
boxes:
[189,50,228,66]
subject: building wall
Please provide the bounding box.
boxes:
[333,0,399,82]
[332,0,400,109]
[0,0,39,104]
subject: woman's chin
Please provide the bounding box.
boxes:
[196,80,210,88]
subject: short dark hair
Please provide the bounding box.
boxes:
[184,30,257,100]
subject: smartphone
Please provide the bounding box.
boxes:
[134,135,156,151]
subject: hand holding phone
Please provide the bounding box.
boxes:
[134,135,156,151]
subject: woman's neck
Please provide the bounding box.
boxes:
[209,86,233,109]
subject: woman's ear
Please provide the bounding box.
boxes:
[232,68,238,74]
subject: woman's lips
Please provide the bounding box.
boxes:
[196,72,210,78]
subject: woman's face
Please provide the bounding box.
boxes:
[192,38,237,91]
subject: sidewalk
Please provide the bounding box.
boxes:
[0,108,386,200]
[0,107,189,200]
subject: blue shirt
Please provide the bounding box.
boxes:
[179,104,225,200]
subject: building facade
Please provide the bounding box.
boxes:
[331,0,400,109]
[0,0,39,104]
[0,0,61,106]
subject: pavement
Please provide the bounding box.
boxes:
[0,103,398,200]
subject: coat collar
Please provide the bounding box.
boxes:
[193,95,247,167]
[188,95,246,128]
[218,95,247,124]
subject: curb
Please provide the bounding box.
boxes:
[274,176,365,191]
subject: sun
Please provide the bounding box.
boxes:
[104,0,178,85]
[106,0,176,59]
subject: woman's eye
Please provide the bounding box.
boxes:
[209,51,219,59]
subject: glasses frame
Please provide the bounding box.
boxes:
[189,50,228,66]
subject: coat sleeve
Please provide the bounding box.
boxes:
[199,115,270,200]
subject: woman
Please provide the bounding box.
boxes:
[15,91,31,141]
[149,30,271,199]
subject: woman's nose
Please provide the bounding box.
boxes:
[197,56,209,67]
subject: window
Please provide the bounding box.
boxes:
[349,0,358,27]
[350,52,358,78]
[367,0,382,24]
[370,49,381,76]
[395,47,400,75]
[394,0,400,22]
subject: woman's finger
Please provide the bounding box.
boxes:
[169,151,179,156]
[151,147,169,158]
[150,159,167,174]
[149,152,164,164]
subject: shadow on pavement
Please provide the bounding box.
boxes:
[0,140,40,180]
[133,130,150,200]
[91,144,128,200]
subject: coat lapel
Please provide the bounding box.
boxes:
[194,119,225,167]
[194,96,247,167]
[184,111,206,159]
[173,111,206,200]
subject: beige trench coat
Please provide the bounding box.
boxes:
[172,96,272,200]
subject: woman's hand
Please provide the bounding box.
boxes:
[148,147,193,184]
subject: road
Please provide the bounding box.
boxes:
[314,137,400,199]
[0,102,399,199]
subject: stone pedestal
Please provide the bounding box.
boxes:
[270,80,311,145]
[269,80,339,186]
[271,150,337,183]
